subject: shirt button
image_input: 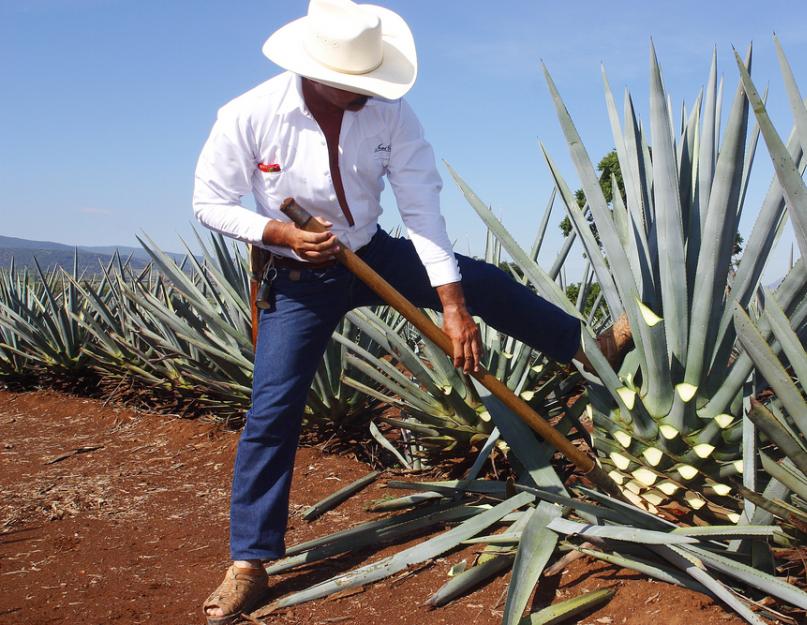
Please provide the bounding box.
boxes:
[329,194,336,201]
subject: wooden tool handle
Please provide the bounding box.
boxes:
[280,198,621,497]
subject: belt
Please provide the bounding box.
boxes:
[271,254,339,270]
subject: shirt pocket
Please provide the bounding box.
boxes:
[256,151,287,198]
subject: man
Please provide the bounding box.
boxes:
[194,2,627,623]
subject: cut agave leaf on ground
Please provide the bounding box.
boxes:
[684,544,807,610]
[576,486,679,528]
[426,554,515,607]
[670,525,781,538]
[519,587,615,625]
[654,545,767,625]
[302,470,380,522]
[576,546,709,594]
[366,491,445,512]
[284,500,469,557]
[514,484,641,527]
[260,492,535,611]
[503,501,562,625]
[428,509,533,608]
[546,517,696,545]
[463,532,522,545]
[385,479,508,497]
[266,504,483,575]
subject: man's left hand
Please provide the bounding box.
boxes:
[435,282,482,373]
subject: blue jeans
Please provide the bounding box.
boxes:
[229,228,580,560]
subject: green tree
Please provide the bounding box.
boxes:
[564,282,604,323]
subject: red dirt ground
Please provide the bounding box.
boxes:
[0,389,754,625]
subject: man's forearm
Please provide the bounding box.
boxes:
[435,281,468,313]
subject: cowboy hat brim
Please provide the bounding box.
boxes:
[262,5,417,100]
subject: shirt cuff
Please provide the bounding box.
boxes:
[241,212,271,246]
[423,256,462,287]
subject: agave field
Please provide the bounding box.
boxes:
[1,39,806,625]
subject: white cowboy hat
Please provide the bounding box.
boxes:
[262,0,417,100]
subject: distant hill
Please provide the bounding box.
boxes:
[0,235,188,275]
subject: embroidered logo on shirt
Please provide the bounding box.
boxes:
[374,143,391,153]
[258,162,281,173]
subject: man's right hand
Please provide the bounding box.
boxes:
[261,217,340,262]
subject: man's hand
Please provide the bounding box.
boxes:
[262,217,340,262]
[435,282,482,373]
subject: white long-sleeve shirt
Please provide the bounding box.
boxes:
[192,71,461,286]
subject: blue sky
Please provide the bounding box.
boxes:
[2,0,805,282]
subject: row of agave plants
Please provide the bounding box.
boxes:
[0,224,589,465]
[0,38,805,624]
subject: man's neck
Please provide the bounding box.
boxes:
[301,78,344,119]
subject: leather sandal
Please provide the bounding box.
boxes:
[203,564,268,625]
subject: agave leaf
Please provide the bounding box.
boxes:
[684,51,750,392]
[469,379,567,494]
[548,227,577,280]
[602,66,654,301]
[540,146,623,319]
[624,91,657,264]
[520,587,615,625]
[734,306,807,435]
[761,288,807,385]
[703,260,807,417]
[734,49,807,261]
[747,400,807,475]
[774,34,807,154]
[685,544,807,610]
[369,421,411,469]
[699,48,719,236]
[429,508,534,608]
[267,503,481,575]
[708,129,806,384]
[547,517,695,545]
[501,501,562,625]
[648,42,689,365]
[759,452,807,502]
[366,491,444,512]
[542,60,651,325]
[445,163,575,316]
[515,483,658,529]
[575,485,677,531]
[576,547,708,593]
[671,525,780,538]
[386,479,507,497]
[464,427,501,480]
[529,188,558,264]
[656,545,766,625]
[463,533,521,545]
[263,492,535,610]
[427,553,515,607]
[302,470,380,522]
